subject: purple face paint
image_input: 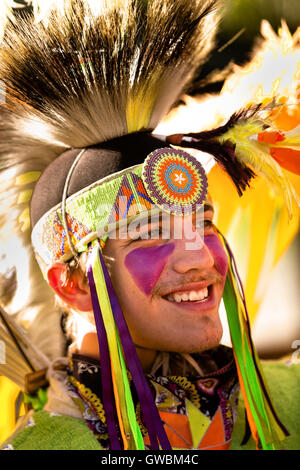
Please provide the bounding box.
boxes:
[204,233,228,277]
[125,243,175,296]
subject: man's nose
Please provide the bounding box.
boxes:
[171,237,215,274]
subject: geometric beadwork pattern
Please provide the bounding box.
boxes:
[32,167,158,274]
[142,148,208,215]
[53,213,91,260]
[32,166,148,273]
[32,152,209,275]
[131,173,154,210]
[107,174,154,224]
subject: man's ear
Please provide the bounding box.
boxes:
[47,263,93,312]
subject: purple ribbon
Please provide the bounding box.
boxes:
[97,247,172,450]
[87,262,122,450]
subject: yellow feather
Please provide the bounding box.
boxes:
[218,117,300,218]
[16,172,41,186]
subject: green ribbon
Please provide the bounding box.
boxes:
[90,241,144,449]
[24,388,48,412]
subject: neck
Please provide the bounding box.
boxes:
[78,331,158,373]
[134,345,158,373]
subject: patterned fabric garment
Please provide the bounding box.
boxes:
[67,345,240,450]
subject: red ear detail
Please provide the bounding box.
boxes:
[47,263,68,292]
[47,263,92,312]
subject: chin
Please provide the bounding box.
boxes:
[157,324,223,355]
[184,318,223,354]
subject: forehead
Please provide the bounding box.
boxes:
[106,201,214,242]
[131,202,214,224]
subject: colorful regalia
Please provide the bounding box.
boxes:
[0,0,300,451]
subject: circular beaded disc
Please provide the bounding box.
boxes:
[142,148,208,215]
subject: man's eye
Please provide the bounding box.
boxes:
[204,220,214,228]
[150,228,162,238]
[195,219,214,230]
[128,226,166,242]
[128,232,148,242]
[127,229,154,242]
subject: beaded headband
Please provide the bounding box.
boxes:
[31,147,209,276]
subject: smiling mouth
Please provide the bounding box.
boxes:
[163,285,213,303]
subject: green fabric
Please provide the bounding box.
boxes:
[2,361,300,450]
[230,361,300,450]
[2,411,101,450]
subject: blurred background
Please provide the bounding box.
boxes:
[194,0,300,94]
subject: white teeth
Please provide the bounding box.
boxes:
[197,291,204,301]
[167,287,209,303]
[189,291,199,301]
[174,293,182,303]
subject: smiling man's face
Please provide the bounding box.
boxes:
[103,203,228,356]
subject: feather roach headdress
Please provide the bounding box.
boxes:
[0,0,299,451]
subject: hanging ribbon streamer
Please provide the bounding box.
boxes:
[87,240,171,450]
[218,231,289,450]
[87,261,122,450]
[98,243,171,450]
[88,244,142,449]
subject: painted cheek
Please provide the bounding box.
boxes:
[124,243,175,296]
[204,233,228,277]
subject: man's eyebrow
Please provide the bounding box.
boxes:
[204,202,214,213]
[122,203,214,234]
[139,214,162,230]
[118,214,160,236]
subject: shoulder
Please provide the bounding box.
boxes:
[1,409,102,450]
[230,361,300,450]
